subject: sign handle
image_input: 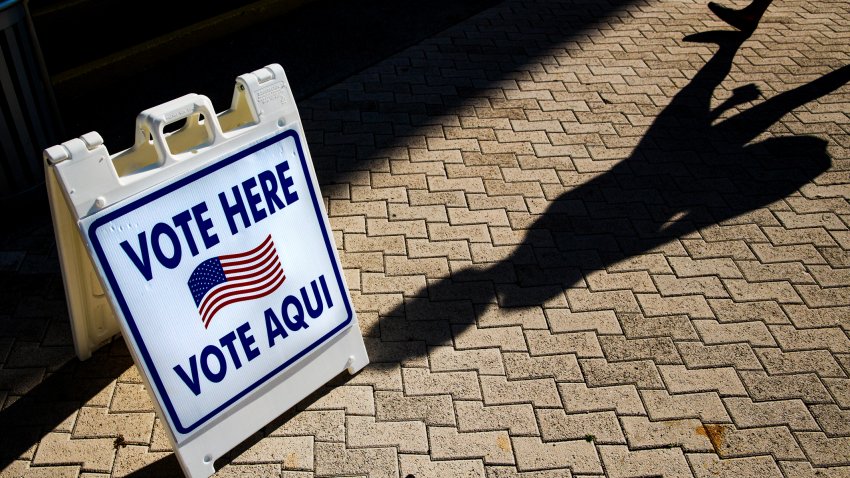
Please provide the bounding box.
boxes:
[138,94,226,168]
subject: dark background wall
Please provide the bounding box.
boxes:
[28,0,501,149]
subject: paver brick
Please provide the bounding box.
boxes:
[740,371,834,404]
[110,446,170,478]
[384,256,449,278]
[737,260,815,284]
[708,299,789,324]
[399,454,485,478]
[526,330,603,358]
[468,194,528,216]
[637,293,714,318]
[455,401,538,436]
[771,325,850,353]
[0,462,79,478]
[775,211,847,230]
[218,464,283,477]
[723,279,803,304]
[608,253,672,274]
[338,251,384,272]
[402,368,481,400]
[581,358,664,388]
[232,436,314,469]
[387,203,448,222]
[71,407,154,444]
[618,313,698,340]
[655,275,729,298]
[31,433,115,473]
[407,190,466,212]
[538,409,625,444]
[375,391,455,426]
[330,199,388,218]
[585,270,656,293]
[346,363,403,391]
[783,304,849,330]
[709,211,777,229]
[824,378,850,408]
[365,218,426,238]
[448,207,510,227]
[476,305,547,329]
[668,256,742,279]
[314,443,397,478]
[797,286,850,307]
[347,416,427,453]
[658,365,747,396]
[809,265,850,288]
[485,466,572,478]
[512,437,602,474]
[677,341,762,370]
[306,385,375,415]
[598,336,682,364]
[453,324,527,352]
[810,403,850,435]
[707,425,805,460]
[429,346,505,375]
[380,317,450,345]
[344,233,406,254]
[559,383,645,416]
[756,348,846,377]
[429,427,514,465]
[351,186,406,204]
[567,288,640,314]
[407,238,471,260]
[364,336,427,367]
[641,390,730,423]
[681,239,755,260]
[502,352,582,381]
[598,445,691,478]
[693,319,776,346]
[779,461,850,478]
[546,309,622,334]
[480,376,560,408]
[269,410,345,442]
[688,454,783,478]
[621,416,713,452]
[361,272,427,296]
[724,397,818,431]
[108,383,152,413]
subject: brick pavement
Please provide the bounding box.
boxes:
[2,0,850,476]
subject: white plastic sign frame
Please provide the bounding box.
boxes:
[45,64,368,478]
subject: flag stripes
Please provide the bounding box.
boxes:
[192,235,286,328]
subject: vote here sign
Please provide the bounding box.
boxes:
[80,129,353,436]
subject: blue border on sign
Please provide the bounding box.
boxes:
[87,130,353,435]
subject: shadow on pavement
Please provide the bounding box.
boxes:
[0,341,133,467]
[365,31,849,364]
[2,1,645,473]
[2,0,847,476]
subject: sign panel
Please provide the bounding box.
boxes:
[81,129,353,435]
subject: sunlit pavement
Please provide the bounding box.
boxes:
[1,0,849,476]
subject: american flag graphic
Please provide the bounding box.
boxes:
[187,235,286,328]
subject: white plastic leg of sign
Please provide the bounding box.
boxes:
[46,133,120,360]
[44,64,370,478]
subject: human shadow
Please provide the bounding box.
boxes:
[366,31,849,360]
